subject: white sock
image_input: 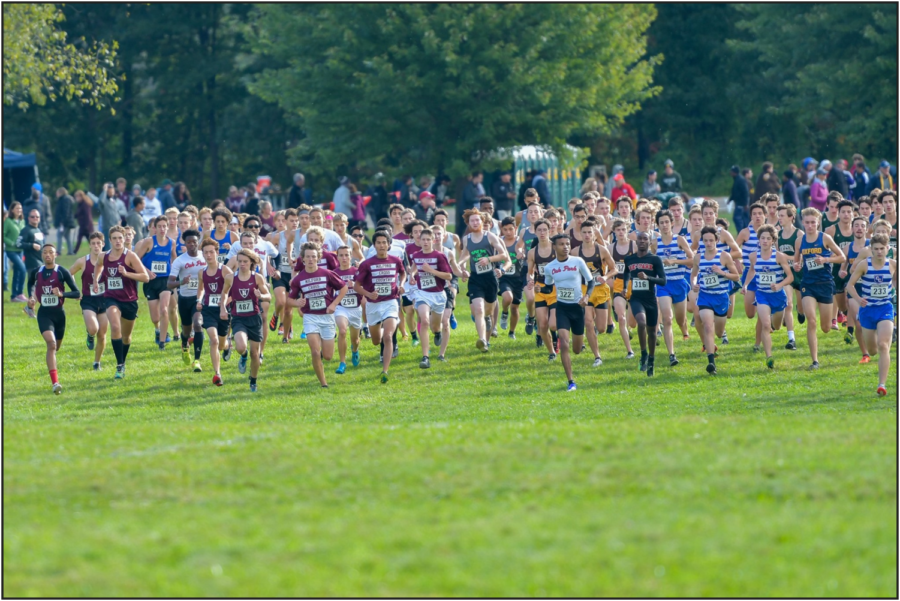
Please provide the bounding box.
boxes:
[788,330,795,342]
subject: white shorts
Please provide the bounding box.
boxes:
[302,313,336,340]
[334,305,363,330]
[414,290,447,315]
[366,299,400,327]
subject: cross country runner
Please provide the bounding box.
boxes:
[574,218,617,366]
[623,231,667,376]
[840,216,871,360]
[220,249,270,392]
[691,226,741,375]
[408,227,454,368]
[743,224,794,368]
[609,218,637,358]
[168,229,207,372]
[499,216,525,339]
[196,238,234,386]
[825,199,856,330]
[526,219,559,360]
[333,245,362,374]
[69,232,109,369]
[266,208,299,341]
[652,209,694,365]
[777,204,801,350]
[135,216,175,349]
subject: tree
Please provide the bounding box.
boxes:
[2,3,118,111]
[247,3,660,177]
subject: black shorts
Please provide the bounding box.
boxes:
[593,301,608,310]
[467,273,499,304]
[444,282,458,310]
[833,273,849,295]
[143,276,169,301]
[800,279,835,305]
[272,272,291,289]
[37,308,66,339]
[178,293,200,325]
[499,276,524,305]
[232,314,263,342]
[629,296,660,328]
[79,295,105,314]
[555,301,585,336]
[201,305,230,337]
[401,294,414,308]
[105,297,139,321]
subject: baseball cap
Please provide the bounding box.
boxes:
[880,160,890,168]
[816,168,827,175]
[664,159,674,167]
[161,178,173,186]
[613,173,624,182]
[419,191,435,200]
[32,182,42,192]
[730,165,740,174]
[802,157,817,169]
[820,160,832,170]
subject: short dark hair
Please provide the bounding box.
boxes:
[500,216,517,228]
[837,200,855,212]
[372,230,392,244]
[376,218,393,231]
[181,228,201,240]
[655,209,673,225]
[550,233,570,245]
[243,216,261,228]
[572,203,586,214]
[700,225,719,240]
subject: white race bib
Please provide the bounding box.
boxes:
[557,287,576,301]
[871,284,890,299]
[475,261,493,274]
[107,277,123,290]
[340,295,359,308]
[702,274,720,288]
[236,300,253,313]
[538,264,546,276]
[208,294,221,307]
[504,263,516,275]
[41,294,59,307]
[758,272,777,286]
[805,256,823,271]
[632,278,649,291]
[309,297,327,311]
[419,273,436,289]
[615,261,625,274]
[91,282,105,296]
[664,262,678,271]
[217,253,228,265]
[151,261,167,274]
[280,254,292,272]
[187,277,199,290]
[375,284,391,296]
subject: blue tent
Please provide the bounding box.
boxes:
[3,148,39,208]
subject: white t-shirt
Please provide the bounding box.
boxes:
[142,197,162,225]
[170,252,208,297]
[543,256,592,304]
[298,229,345,252]
[225,240,278,274]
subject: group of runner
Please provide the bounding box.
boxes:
[22,186,897,396]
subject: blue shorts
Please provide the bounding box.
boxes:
[755,289,788,314]
[858,303,895,330]
[800,279,834,304]
[656,277,688,304]
[740,266,757,293]
[697,291,730,317]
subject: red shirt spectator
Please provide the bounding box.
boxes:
[610,173,637,207]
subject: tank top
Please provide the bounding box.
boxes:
[778,226,800,272]
[846,239,869,270]
[799,232,832,284]
[611,240,635,281]
[465,232,494,276]
[210,229,233,264]
[860,257,893,307]
[35,265,65,310]
[577,243,607,285]
[673,218,689,237]
[277,231,294,275]
[831,223,854,277]
[878,213,898,253]
[501,240,522,279]
[333,267,360,309]
[753,248,785,292]
[81,254,106,298]
[656,234,686,281]
[568,229,584,250]
[174,232,186,256]
[698,249,730,295]
[821,212,840,233]
[201,265,226,308]
[101,249,138,302]
[740,224,759,268]
[141,236,173,278]
[230,272,261,316]
[532,243,555,287]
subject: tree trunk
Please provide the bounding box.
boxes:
[120,69,133,171]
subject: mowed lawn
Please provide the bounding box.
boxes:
[3,253,896,597]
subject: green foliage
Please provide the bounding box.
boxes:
[248,4,659,178]
[2,3,118,111]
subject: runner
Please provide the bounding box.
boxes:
[652,209,694,365]
[690,226,741,375]
[565,203,589,250]
[623,231,667,375]
[515,201,544,338]
[628,206,656,241]
[354,230,407,383]
[93,225,150,379]
[609,219,636,358]
[499,217,525,339]
[198,207,214,235]
[26,244,80,394]
[574,219,616,366]
[333,245,362,374]
[668,196,690,237]
[457,209,511,352]
[684,206,706,328]
[526,219,558,359]
[165,207,182,343]
[857,196,874,225]
[792,208,846,370]
[266,208,299,341]
[400,219,427,347]
[543,234,594,390]
[846,233,896,396]
[332,213,366,263]
[838,216,870,359]
[220,249,270,392]
[874,190,898,254]
[288,242,348,387]
[743,224,794,368]
[209,209,236,265]
[168,229,207,372]
[825,199,856,330]
[431,223,464,361]
[409,227,454,368]
[433,209,462,332]
[735,202,765,331]
[136,216,176,349]
[820,192,842,233]
[777,204,801,349]
[698,199,742,331]
[69,232,108,369]
[196,238,234,386]
[764,194,781,228]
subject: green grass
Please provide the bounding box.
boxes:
[3,254,896,597]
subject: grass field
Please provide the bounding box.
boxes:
[3,252,897,597]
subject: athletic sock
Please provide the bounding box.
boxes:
[392,331,398,347]
[411,332,418,341]
[111,338,124,365]
[194,330,204,359]
[249,376,257,385]
[847,326,854,335]
[182,337,189,351]
[122,343,130,364]
[49,369,58,385]
[788,330,795,342]
[380,341,385,356]
[707,353,715,363]
[551,331,558,345]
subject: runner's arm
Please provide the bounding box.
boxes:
[125,252,150,283]
[845,260,868,304]
[776,252,794,288]
[58,266,81,299]
[823,234,846,264]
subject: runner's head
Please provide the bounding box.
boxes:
[401,209,415,226]
[762,193,780,217]
[479,196,495,217]
[165,207,179,230]
[871,233,890,259]
[613,218,628,241]
[857,196,873,219]
[544,208,561,232]
[201,238,219,264]
[463,209,484,233]
[551,233,570,260]
[580,220,596,245]
[297,205,311,229]
[500,216,517,239]
[389,204,404,225]
[124,226,136,247]
[572,203,587,226]
[200,207,213,232]
[838,200,855,223]
[689,206,704,230]
[308,207,325,228]
[177,211,192,234]
[405,219,426,243]
[871,192,884,215]
[700,225,719,250]
[878,190,896,215]
[433,209,449,229]
[701,199,719,225]
[852,216,868,239]
[534,218,551,242]
[372,229,392,257]
[749,202,766,226]
[800,207,821,235]
[89,231,105,254]
[715,217,729,231]
[109,225,126,251]
[757,224,776,250]
[777,203,796,228]
[300,242,320,270]
[236,248,259,274]
[524,188,539,207]
[283,208,300,232]
[336,245,352,269]
[272,211,285,232]
[616,197,632,218]
[306,226,324,246]
[655,209,673,234]
[872,219,891,238]
[41,243,57,265]
[826,191,842,214]
[597,195,611,215]
[419,226,435,252]
[212,209,232,232]
[332,212,347,235]
[182,229,201,254]
[526,202,543,223]
[635,206,653,230]
[634,230,651,253]
[668,196,684,220]
[581,194,597,214]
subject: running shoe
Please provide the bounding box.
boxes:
[593,357,603,367]
[411,335,420,347]
[877,385,887,397]
[269,314,278,331]
[52,382,62,395]
[250,382,257,393]
[115,365,125,379]
[380,371,389,384]
[165,334,172,343]
[363,326,371,339]
[536,335,543,348]
[525,316,534,335]
[567,381,577,392]
[259,353,264,364]
[438,355,447,362]
[669,354,679,367]
[500,312,508,330]
[627,329,633,340]
[706,362,717,375]
[625,351,635,359]
[646,363,654,377]
[419,356,431,369]
[192,360,202,373]
[278,325,284,337]
[682,333,690,341]
[87,335,95,351]
[182,348,191,365]
[434,331,442,347]
[23,306,35,318]
[831,318,838,331]
[223,345,232,362]
[548,352,557,361]
[392,345,399,359]
[300,332,307,340]
[766,356,775,370]
[753,345,761,353]
[476,338,488,352]
[491,327,498,338]
[173,333,181,342]
[785,340,797,351]
[282,337,289,344]
[213,374,223,387]
[508,332,516,340]
[11,294,27,302]
[721,333,729,345]
[335,362,347,375]
[859,354,871,364]
[606,324,615,335]
[639,355,648,372]
[797,313,806,324]
[351,351,360,367]
[93,362,100,371]
[158,341,166,351]
[808,361,819,371]
[450,313,457,330]
[485,316,493,336]
[844,330,854,344]
[238,353,248,374]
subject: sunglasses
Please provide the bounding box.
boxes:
[244,224,260,229]
[352,234,364,239]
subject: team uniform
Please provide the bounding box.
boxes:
[623,253,666,327]
[200,264,230,337]
[858,257,895,330]
[655,234,689,304]
[30,265,79,340]
[78,254,106,315]
[696,249,731,317]
[288,268,346,340]
[334,267,363,330]
[170,252,208,327]
[543,256,592,336]
[356,254,406,326]
[141,236,173,300]
[229,273,264,342]
[273,230,295,289]
[464,233,499,304]
[611,240,634,299]
[739,224,759,292]
[411,250,452,315]
[831,224,854,295]
[101,249,139,320]
[799,232,835,304]
[753,248,788,313]
[778,227,802,290]
[576,243,611,308]
[210,229,235,265]
[532,244,557,307]
[499,240,525,306]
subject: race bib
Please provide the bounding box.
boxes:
[419,273,437,289]
[615,261,625,274]
[107,277,123,290]
[91,282,105,296]
[702,274,720,288]
[151,261,167,274]
[871,284,890,299]
[504,263,516,275]
[41,294,59,307]
[664,262,678,271]
[632,279,649,291]
[208,294,221,307]
[309,297,327,311]
[557,287,576,301]
[217,253,228,265]
[340,295,359,308]
[375,284,391,296]
[805,256,823,271]
[235,300,253,313]
[538,264,546,276]
[280,254,292,272]
[187,277,199,290]
[475,261,493,274]
[758,272,777,286]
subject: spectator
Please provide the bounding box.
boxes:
[333,176,353,216]
[126,197,148,241]
[742,168,754,199]
[114,190,128,226]
[825,159,849,198]
[659,159,683,193]
[115,177,131,210]
[810,168,829,211]
[18,209,45,295]
[413,190,436,224]
[244,189,260,216]
[609,173,637,206]
[73,190,94,253]
[142,188,162,225]
[802,157,818,186]
[288,174,311,209]
[349,184,367,229]
[458,171,483,234]
[729,165,751,232]
[752,161,781,203]
[131,183,142,202]
[517,169,536,211]
[596,172,607,197]
[491,171,516,220]
[429,175,452,207]
[782,169,799,208]
[642,170,660,198]
[22,183,51,236]
[852,153,872,176]
[3,201,27,301]
[531,169,552,207]
[867,160,895,194]
[580,177,600,196]
[98,182,120,250]
[852,162,870,200]
[172,182,191,211]
[398,175,419,209]
[258,200,276,237]
[158,179,176,211]
[53,187,75,255]
[367,175,390,223]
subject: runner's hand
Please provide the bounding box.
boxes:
[147,272,157,280]
[52,287,62,298]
